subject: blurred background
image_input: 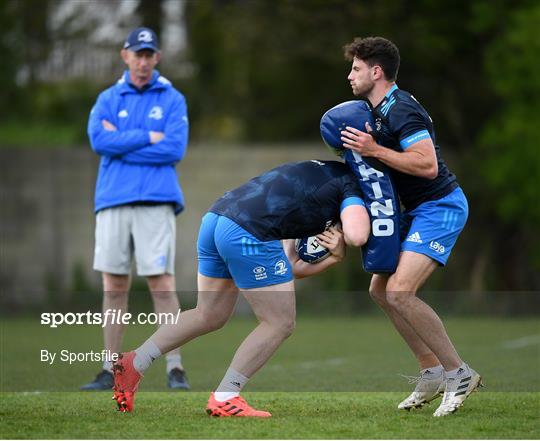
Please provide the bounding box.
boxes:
[1,0,539,315]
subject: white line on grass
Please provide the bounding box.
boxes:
[502,334,540,349]
[267,357,347,371]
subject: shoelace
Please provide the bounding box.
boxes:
[399,374,422,384]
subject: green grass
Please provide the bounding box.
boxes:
[1,392,538,439]
[1,316,539,438]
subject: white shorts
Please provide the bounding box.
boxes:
[93,205,176,276]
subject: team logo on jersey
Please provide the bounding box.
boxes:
[406,232,423,243]
[253,266,267,281]
[429,241,445,254]
[375,117,382,132]
[138,30,153,43]
[118,109,128,118]
[148,106,163,120]
[274,260,288,276]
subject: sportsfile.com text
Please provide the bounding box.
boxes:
[40,309,181,328]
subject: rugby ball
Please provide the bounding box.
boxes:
[295,221,340,264]
[320,100,374,156]
[295,236,331,264]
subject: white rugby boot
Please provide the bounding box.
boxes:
[398,367,445,410]
[433,365,483,417]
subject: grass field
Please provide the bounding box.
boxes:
[1,316,539,438]
[1,391,538,439]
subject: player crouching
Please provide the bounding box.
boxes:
[111,160,370,416]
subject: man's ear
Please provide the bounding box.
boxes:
[154,51,161,64]
[372,65,384,81]
[120,49,129,64]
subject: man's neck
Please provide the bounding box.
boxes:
[368,82,396,108]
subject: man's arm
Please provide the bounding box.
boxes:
[88,94,150,157]
[283,227,346,279]
[341,123,438,179]
[340,203,370,247]
[121,96,189,166]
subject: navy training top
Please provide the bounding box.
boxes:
[210,160,364,241]
[371,85,458,210]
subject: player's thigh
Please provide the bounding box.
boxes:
[93,206,133,275]
[196,274,239,325]
[132,204,176,276]
[242,280,296,326]
[196,213,239,323]
[387,251,438,293]
[401,187,468,266]
[213,216,293,290]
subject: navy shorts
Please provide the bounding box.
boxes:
[400,187,468,265]
[197,212,293,289]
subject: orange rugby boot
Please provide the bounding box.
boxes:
[206,392,272,418]
[112,351,142,413]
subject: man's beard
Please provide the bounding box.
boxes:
[353,82,374,99]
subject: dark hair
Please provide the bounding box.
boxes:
[343,37,400,81]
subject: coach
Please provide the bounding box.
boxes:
[81,27,189,391]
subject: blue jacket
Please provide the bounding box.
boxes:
[88,70,189,214]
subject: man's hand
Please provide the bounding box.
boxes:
[341,122,380,157]
[316,226,345,261]
[149,131,165,144]
[102,120,117,131]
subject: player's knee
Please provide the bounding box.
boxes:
[147,274,175,292]
[385,284,416,309]
[150,290,177,301]
[274,317,296,339]
[103,286,129,299]
[103,274,130,293]
[197,307,229,332]
[368,285,387,305]
[368,276,389,305]
[386,276,417,295]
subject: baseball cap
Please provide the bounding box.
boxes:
[123,27,159,52]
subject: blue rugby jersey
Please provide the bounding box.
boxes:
[371,85,458,210]
[209,160,364,241]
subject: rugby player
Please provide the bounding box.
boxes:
[340,36,481,416]
[112,159,370,416]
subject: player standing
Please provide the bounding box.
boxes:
[340,37,481,416]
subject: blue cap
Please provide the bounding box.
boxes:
[123,27,159,52]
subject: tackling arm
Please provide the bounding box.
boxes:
[370,138,438,179]
[341,126,438,179]
[340,204,370,247]
[283,226,346,279]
